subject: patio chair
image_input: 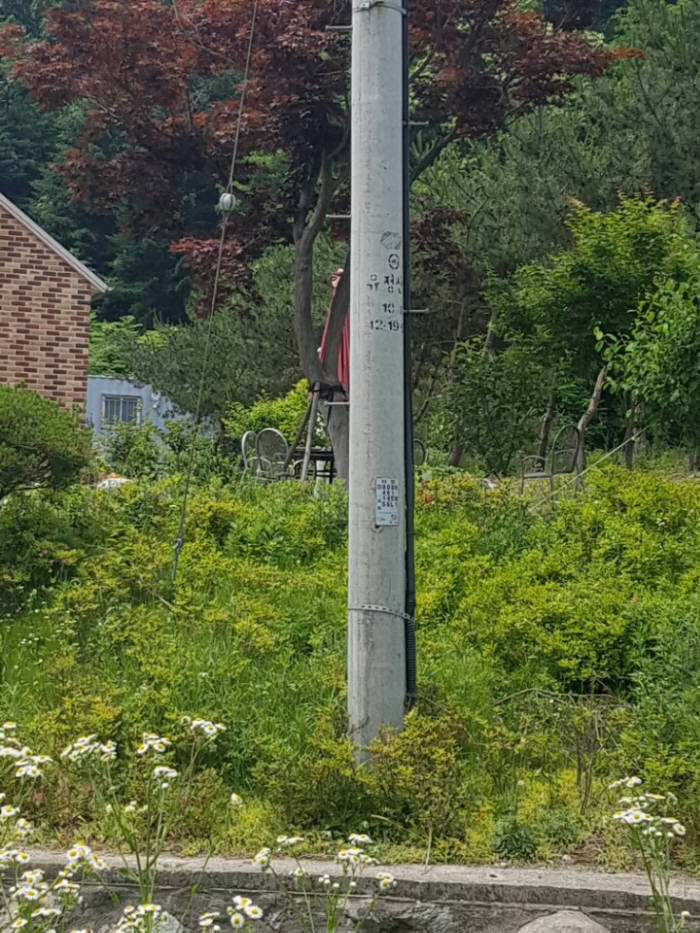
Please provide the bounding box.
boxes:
[255,428,290,480]
[240,431,257,471]
[521,424,582,493]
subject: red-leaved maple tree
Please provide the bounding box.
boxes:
[2,0,625,470]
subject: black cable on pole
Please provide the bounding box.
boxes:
[402,0,417,707]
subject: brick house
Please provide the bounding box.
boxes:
[0,191,108,408]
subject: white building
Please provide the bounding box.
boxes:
[86,376,182,436]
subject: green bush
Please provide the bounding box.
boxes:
[445,338,548,474]
[225,380,322,447]
[102,420,162,478]
[1,466,699,864]
[0,486,111,616]
[101,419,233,482]
[0,384,94,497]
[492,816,537,861]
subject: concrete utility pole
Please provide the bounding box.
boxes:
[348,0,407,751]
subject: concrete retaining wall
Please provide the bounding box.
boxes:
[25,851,700,933]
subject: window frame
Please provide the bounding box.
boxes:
[101,394,142,426]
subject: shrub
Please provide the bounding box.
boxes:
[2,465,699,862]
[0,384,94,498]
[225,380,323,448]
[0,491,98,615]
[445,338,547,474]
[102,420,162,478]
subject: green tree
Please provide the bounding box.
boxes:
[89,315,142,378]
[0,385,94,498]
[444,338,547,474]
[0,0,59,36]
[127,235,345,423]
[0,66,58,208]
[490,197,693,458]
[5,0,613,477]
[601,248,700,463]
[225,380,321,448]
[30,163,191,327]
[417,0,700,291]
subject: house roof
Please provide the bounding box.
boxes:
[0,191,109,294]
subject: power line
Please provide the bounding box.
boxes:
[171,0,260,583]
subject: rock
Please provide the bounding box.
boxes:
[517,910,611,933]
[96,909,183,933]
[156,910,184,933]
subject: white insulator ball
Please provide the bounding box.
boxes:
[219,192,236,213]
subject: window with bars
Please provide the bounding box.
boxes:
[102,395,141,426]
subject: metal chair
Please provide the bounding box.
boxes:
[241,431,257,471]
[255,428,290,480]
[521,424,582,492]
[291,458,316,480]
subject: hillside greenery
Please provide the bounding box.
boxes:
[1,467,698,869]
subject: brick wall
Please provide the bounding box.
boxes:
[0,203,93,407]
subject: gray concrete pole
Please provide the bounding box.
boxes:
[348,0,406,751]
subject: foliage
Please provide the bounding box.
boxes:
[495,197,692,372]
[60,717,232,903]
[89,314,142,378]
[0,720,394,933]
[126,236,345,419]
[411,0,700,438]
[101,419,229,483]
[444,338,548,473]
[225,381,319,447]
[600,248,700,452]
[124,309,262,425]
[0,385,94,499]
[491,815,537,861]
[0,71,57,208]
[0,486,106,617]
[0,0,615,408]
[102,421,163,480]
[419,0,700,281]
[5,0,612,248]
[1,468,699,869]
[0,0,57,35]
[479,197,697,452]
[610,777,691,932]
[368,711,466,842]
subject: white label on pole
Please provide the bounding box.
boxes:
[375,477,399,526]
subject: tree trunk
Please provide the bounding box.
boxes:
[444,300,469,468]
[290,155,355,478]
[446,444,463,467]
[575,366,607,472]
[537,389,556,461]
[623,396,638,470]
[483,305,498,353]
[318,257,351,479]
[292,156,334,385]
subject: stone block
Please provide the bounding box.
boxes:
[518,909,611,932]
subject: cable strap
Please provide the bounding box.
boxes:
[348,604,414,623]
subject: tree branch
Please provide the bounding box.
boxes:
[411,126,460,182]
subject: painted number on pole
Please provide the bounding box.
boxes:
[375,477,400,526]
